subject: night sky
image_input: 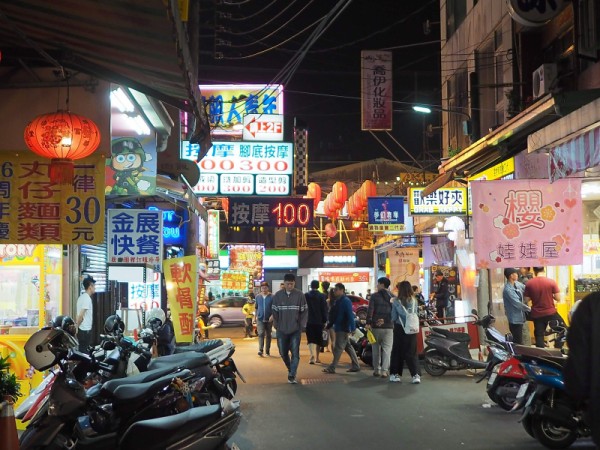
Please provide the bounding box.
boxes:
[198,0,441,172]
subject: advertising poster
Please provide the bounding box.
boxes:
[128,271,161,310]
[105,136,157,195]
[228,244,264,283]
[367,196,405,232]
[471,179,583,268]
[163,255,197,343]
[387,247,420,289]
[0,154,105,244]
[221,270,252,292]
[430,265,461,303]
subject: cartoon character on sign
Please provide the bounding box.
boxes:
[107,137,152,195]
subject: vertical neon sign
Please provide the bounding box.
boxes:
[207,210,220,259]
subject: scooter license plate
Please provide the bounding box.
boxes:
[516,382,529,400]
[487,373,497,386]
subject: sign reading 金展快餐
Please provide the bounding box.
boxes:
[228,197,313,228]
[471,179,583,268]
[164,255,198,343]
[0,154,105,243]
[108,209,163,271]
[181,141,293,196]
[200,84,284,137]
[367,196,405,231]
[409,187,467,215]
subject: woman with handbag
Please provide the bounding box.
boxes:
[389,281,422,384]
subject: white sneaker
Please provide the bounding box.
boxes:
[389,374,401,383]
[411,375,421,384]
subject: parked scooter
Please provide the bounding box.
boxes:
[19,327,241,450]
[423,315,496,376]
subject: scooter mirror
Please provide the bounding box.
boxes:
[504,332,513,342]
[471,309,478,316]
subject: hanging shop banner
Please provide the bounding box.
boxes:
[199,84,284,137]
[471,179,583,268]
[228,196,313,228]
[105,136,157,196]
[108,209,163,270]
[409,187,468,215]
[206,210,220,259]
[0,153,105,244]
[430,265,461,302]
[361,50,392,131]
[228,244,264,283]
[221,270,252,292]
[206,259,221,280]
[317,271,370,283]
[163,255,197,343]
[367,197,404,231]
[182,141,293,196]
[387,247,420,289]
[243,113,284,141]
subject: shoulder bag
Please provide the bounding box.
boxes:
[402,301,420,334]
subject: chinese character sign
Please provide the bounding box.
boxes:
[228,244,264,283]
[361,50,392,131]
[108,209,163,270]
[0,154,105,243]
[388,247,420,289]
[367,197,404,231]
[221,270,251,292]
[228,197,313,228]
[409,187,467,215]
[471,179,583,269]
[164,255,197,343]
[206,210,220,259]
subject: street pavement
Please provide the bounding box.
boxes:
[210,326,596,450]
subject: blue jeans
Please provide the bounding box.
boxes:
[257,321,273,354]
[277,330,301,377]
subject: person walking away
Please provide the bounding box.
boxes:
[76,276,96,352]
[430,270,449,321]
[502,268,530,345]
[389,281,421,384]
[564,292,600,447]
[325,288,336,353]
[256,281,273,357]
[271,274,308,384]
[242,297,256,339]
[523,267,565,348]
[365,277,393,378]
[305,280,328,364]
[322,283,361,374]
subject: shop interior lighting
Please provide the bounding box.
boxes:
[110,87,135,113]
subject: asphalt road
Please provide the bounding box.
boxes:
[209,325,596,450]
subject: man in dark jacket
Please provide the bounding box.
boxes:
[305,280,328,364]
[365,277,393,377]
[430,270,449,320]
[564,292,600,446]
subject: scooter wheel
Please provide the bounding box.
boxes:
[423,350,447,376]
[521,415,535,438]
[495,378,524,411]
[531,415,576,449]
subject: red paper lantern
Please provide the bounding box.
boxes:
[332,181,348,205]
[363,180,377,198]
[307,182,321,209]
[325,222,337,238]
[24,110,101,184]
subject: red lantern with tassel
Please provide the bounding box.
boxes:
[24,110,101,184]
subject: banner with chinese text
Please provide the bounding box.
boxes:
[164,255,197,343]
[367,197,404,232]
[221,270,251,292]
[0,153,105,243]
[108,209,163,271]
[471,179,583,268]
[317,271,370,283]
[409,187,467,215]
[361,50,392,130]
[228,244,264,282]
[387,247,420,289]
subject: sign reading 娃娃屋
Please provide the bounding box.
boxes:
[409,187,467,215]
[471,179,583,268]
[108,209,163,271]
[0,154,105,244]
[181,141,293,196]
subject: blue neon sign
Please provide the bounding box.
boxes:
[148,207,187,245]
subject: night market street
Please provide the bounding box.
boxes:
[210,326,595,450]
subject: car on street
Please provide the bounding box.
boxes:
[347,295,369,321]
[208,296,248,327]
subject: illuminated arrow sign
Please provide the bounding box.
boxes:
[243,114,284,141]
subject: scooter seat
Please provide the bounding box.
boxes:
[119,404,222,449]
[148,352,211,371]
[98,366,180,395]
[431,327,471,343]
[104,370,191,401]
[174,339,223,354]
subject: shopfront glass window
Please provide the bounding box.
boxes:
[0,266,41,328]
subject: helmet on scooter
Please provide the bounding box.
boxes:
[479,315,496,329]
[24,327,78,370]
[147,317,163,334]
[104,314,125,335]
[52,315,65,328]
[146,308,166,327]
[61,316,77,336]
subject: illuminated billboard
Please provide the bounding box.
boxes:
[199,84,284,137]
[182,141,293,196]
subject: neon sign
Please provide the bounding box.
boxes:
[148,206,187,245]
[228,197,313,228]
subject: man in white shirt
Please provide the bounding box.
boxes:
[76,276,96,352]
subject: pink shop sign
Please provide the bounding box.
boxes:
[471,179,582,269]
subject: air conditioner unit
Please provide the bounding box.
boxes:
[532,63,557,99]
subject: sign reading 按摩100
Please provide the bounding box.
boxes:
[108,209,163,270]
[181,141,293,196]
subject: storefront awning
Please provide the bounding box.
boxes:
[0,0,212,158]
[420,170,455,198]
[548,124,600,182]
[422,90,600,196]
